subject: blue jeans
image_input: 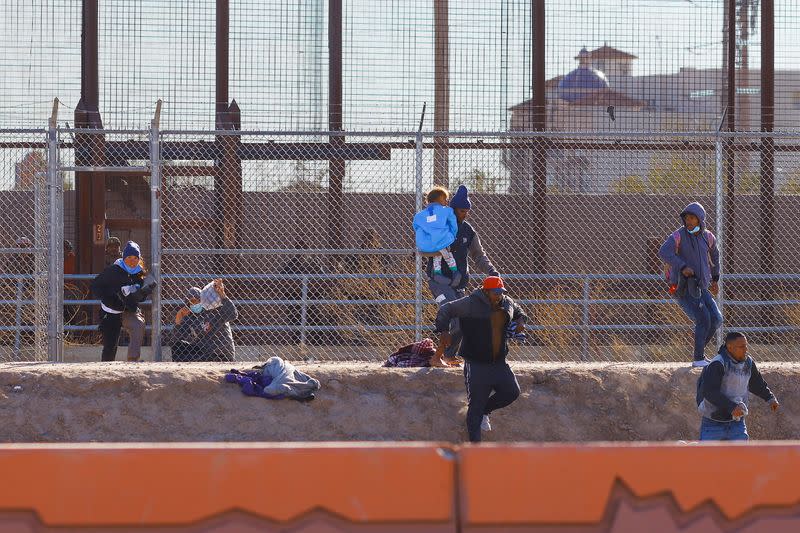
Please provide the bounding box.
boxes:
[677,288,722,360]
[699,417,748,441]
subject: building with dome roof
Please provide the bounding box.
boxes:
[557,47,611,103]
[504,44,800,193]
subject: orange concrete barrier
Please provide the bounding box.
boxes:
[0,443,456,532]
[459,443,800,532]
[4,442,800,532]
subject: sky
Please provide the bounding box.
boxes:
[1,0,799,190]
[2,0,798,132]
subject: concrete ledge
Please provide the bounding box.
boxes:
[0,361,796,443]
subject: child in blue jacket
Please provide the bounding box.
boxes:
[413,187,460,287]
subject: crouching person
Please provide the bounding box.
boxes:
[90,241,153,362]
[697,332,780,441]
[435,276,527,443]
[170,279,238,362]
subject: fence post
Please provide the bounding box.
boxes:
[48,99,63,362]
[300,276,308,346]
[414,131,424,342]
[150,100,163,361]
[13,279,23,359]
[581,277,589,361]
[715,133,725,347]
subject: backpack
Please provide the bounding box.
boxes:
[663,228,716,295]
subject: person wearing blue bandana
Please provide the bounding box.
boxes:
[659,202,722,368]
[90,241,154,361]
[169,280,238,362]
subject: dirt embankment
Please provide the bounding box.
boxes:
[0,362,796,442]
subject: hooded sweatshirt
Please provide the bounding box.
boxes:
[658,202,720,290]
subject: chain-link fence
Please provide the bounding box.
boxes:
[0,129,56,361]
[59,126,155,357]
[4,124,800,362]
[152,128,800,362]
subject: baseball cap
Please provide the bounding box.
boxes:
[482,276,507,293]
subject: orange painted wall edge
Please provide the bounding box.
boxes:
[459,443,800,525]
[4,442,800,528]
[0,443,456,527]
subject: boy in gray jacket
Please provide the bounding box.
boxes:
[435,276,527,442]
[697,332,780,441]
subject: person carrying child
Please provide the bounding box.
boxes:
[413,186,461,287]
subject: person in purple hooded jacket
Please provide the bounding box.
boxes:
[658,202,722,368]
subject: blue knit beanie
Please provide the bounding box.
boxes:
[123,241,141,259]
[449,185,472,209]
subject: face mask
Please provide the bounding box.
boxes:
[121,259,142,274]
[190,303,204,314]
[687,225,701,234]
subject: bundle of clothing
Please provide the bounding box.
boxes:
[384,338,437,367]
[225,356,320,401]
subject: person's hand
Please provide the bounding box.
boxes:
[732,405,745,419]
[770,398,780,412]
[515,320,526,334]
[213,278,226,299]
[681,267,695,278]
[438,332,452,349]
[431,333,452,368]
[121,284,139,297]
[430,343,447,367]
[709,281,719,296]
[175,307,191,325]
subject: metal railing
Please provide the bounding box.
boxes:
[10,272,789,362]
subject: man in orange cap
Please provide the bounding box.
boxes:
[435,275,527,442]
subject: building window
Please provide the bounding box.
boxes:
[689,89,715,99]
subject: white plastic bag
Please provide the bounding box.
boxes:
[200,281,222,310]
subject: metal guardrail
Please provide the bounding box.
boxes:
[3,272,800,361]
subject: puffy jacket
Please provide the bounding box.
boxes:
[90,260,151,313]
[413,203,458,253]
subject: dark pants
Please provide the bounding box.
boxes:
[463,359,521,442]
[100,312,122,362]
[428,279,465,359]
[99,310,145,361]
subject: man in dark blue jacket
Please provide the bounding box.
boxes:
[435,276,527,442]
[659,202,722,367]
[428,185,500,364]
